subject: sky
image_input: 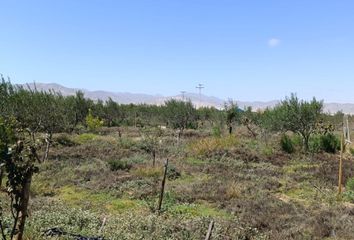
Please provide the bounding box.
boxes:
[1,0,354,102]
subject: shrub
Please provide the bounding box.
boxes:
[320,133,340,153]
[291,134,303,147]
[225,182,243,199]
[167,164,181,180]
[280,134,295,153]
[85,109,103,131]
[212,126,222,137]
[261,145,274,157]
[309,135,322,153]
[189,136,239,157]
[346,178,354,191]
[132,166,162,178]
[74,133,98,144]
[344,178,354,202]
[309,134,340,154]
[54,134,76,147]
[107,159,132,171]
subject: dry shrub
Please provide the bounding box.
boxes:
[131,166,162,178]
[182,129,210,138]
[228,194,308,239]
[189,136,239,157]
[225,182,243,199]
[50,139,135,161]
[311,210,335,238]
[314,153,354,186]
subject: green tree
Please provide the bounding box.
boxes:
[274,94,323,151]
[72,91,91,127]
[224,100,241,135]
[103,98,121,127]
[0,117,49,240]
[241,106,258,138]
[85,109,104,132]
[164,99,197,138]
[139,127,163,166]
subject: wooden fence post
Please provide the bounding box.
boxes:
[338,131,344,196]
[157,159,169,213]
[204,220,214,240]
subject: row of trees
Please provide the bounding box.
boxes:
[224,94,340,152]
[0,80,224,133]
[0,79,343,150]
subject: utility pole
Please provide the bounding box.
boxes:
[180,91,186,101]
[196,83,204,108]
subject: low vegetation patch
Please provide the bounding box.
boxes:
[107,159,132,171]
[58,186,144,213]
[169,202,232,219]
[131,166,162,178]
[189,136,239,157]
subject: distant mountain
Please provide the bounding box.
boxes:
[18,82,354,114]
[20,82,225,108]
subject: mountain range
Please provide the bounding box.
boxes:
[18,83,354,114]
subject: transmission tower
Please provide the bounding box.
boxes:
[196,84,204,107]
[180,91,186,101]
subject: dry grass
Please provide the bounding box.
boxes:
[131,165,162,178]
[188,135,239,157]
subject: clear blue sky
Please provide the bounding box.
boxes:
[1,0,353,102]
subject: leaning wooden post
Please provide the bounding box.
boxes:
[98,217,107,236]
[157,159,169,213]
[338,130,344,196]
[204,220,215,240]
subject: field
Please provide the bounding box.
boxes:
[12,126,354,240]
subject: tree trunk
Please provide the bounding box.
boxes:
[229,125,233,135]
[12,174,32,240]
[152,150,156,167]
[177,129,182,144]
[246,125,257,138]
[303,134,310,152]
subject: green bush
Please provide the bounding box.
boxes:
[212,126,222,137]
[107,159,132,171]
[261,145,274,157]
[280,134,295,154]
[291,134,303,147]
[74,133,98,144]
[309,134,340,154]
[346,177,354,191]
[320,133,340,153]
[309,135,322,153]
[167,164,181,180]
[85,109,103,132]
[344,178,354,202]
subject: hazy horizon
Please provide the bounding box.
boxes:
[11,81,354,106]
[1,1,354,102]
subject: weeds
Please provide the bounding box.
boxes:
[189,136,239,157]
